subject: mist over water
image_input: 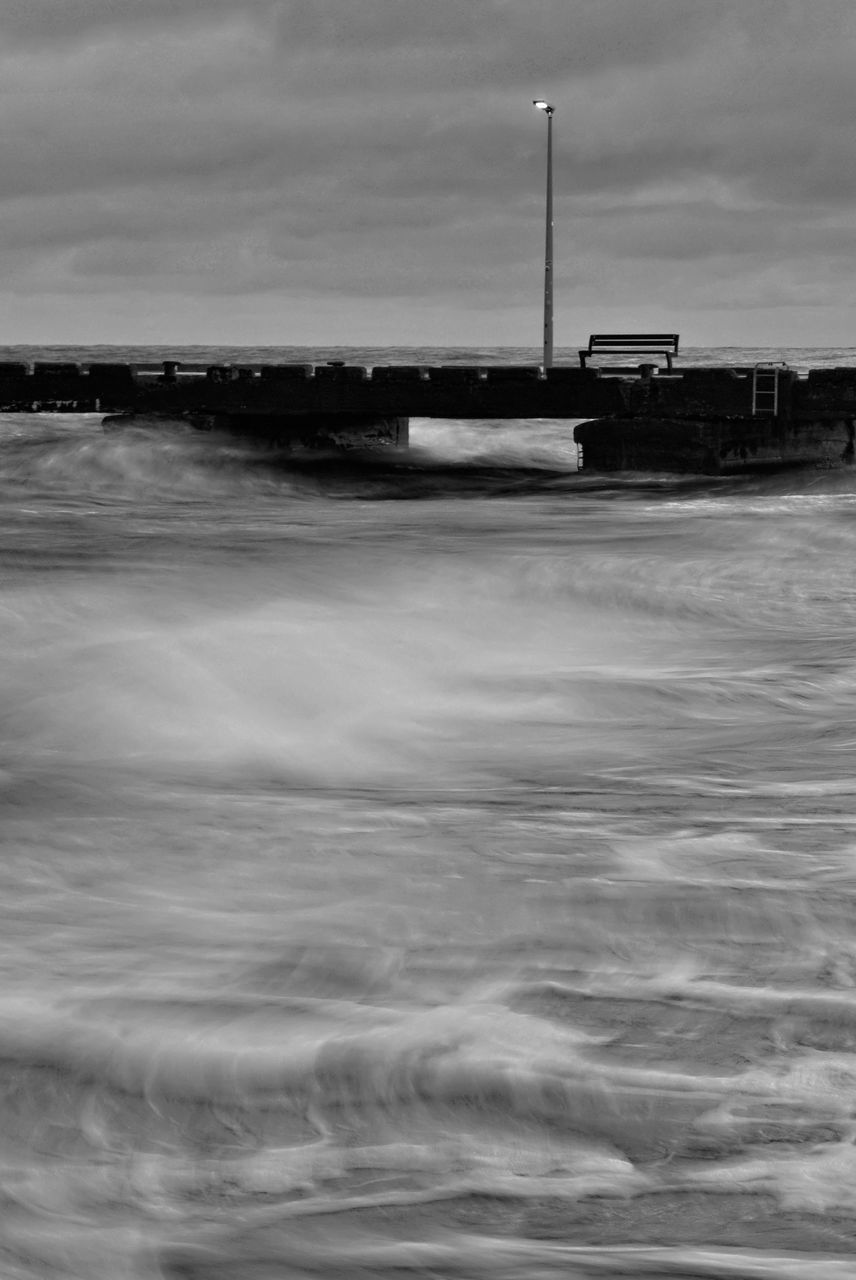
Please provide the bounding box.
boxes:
[3,347,856,1277]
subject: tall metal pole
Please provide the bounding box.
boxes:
[533,101,555,367]
[544,106,554,368]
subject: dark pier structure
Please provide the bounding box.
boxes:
[1,356,855,473]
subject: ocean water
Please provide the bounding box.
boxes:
[2,345,856,1278]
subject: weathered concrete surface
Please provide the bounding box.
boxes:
[649,367,794,421]
[6,359,856,472]
[0,362,623,420]
[103,412,409,450]
[0,359,850,420]
[800,368,856,416]
[0,359,799,426]
[204,413,409,450]
[574,415,854,474]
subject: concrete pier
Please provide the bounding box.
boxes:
[3,359,856,472]
[574,414,855,474]
[0,361,615,420]
[104,410,409,450]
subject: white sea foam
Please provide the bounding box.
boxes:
[2,347,856,1276]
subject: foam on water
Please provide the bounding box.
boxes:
[3,348,856,1276]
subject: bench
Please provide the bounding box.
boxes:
[579,334,680,370]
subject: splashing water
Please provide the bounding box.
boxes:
[3,348,856,1277]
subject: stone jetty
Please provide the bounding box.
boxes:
[1,359,855,472]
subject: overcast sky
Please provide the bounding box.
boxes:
[2,0,855,348]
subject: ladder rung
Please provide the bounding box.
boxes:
[752,363,783,416]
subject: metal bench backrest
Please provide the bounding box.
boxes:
[580,334,679,369]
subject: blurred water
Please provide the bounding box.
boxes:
[2,346,856,1277]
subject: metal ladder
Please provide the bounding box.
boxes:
[752,363,786,416]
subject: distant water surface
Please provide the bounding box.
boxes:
[1,346,856,1278]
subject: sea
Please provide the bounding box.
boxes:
[3,343,856,1279]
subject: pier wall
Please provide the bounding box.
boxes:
[0,359,829,421]
[0,361,624,419]
[3,360,856,471]
[574,416,854,474]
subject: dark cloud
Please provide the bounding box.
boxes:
[273,0,754,77]
[1,0,276,44]
[2,0,856,343]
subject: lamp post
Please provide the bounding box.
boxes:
[532,100,554,368]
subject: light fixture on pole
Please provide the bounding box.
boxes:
[532,99,554,368]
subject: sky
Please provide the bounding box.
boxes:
[2,0,856,348]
